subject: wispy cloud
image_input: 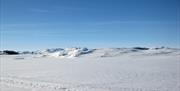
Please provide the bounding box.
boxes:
[29,8,49,13]
[54,6,84,11]
[28,5,84,13]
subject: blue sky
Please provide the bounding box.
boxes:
[0,0,180,50]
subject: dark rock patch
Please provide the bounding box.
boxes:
[133,47,149,50]
[2,50,19,55]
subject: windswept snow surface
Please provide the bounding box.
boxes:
[0,48,180,91]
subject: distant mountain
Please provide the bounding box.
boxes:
[0,47,179,58]
[0,50,19,55]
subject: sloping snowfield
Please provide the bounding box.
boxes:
[0,48,180,91]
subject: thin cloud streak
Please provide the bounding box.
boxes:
[2,20,177,27]
[29,8,50,13]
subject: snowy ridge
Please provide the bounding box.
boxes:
[37,47,93,58]
[1,47,180,58]
[93,47,180,57]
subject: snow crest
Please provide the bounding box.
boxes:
[1,47,180,58]
[39,47,93,58]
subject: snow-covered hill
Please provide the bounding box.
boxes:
[34,47,94,58]
[1,47,180,58]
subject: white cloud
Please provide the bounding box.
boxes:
[29,8,49,13]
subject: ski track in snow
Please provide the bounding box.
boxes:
[1,71,179,91]
[1,76,76,91]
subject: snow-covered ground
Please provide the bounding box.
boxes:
[0,48,180,91]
